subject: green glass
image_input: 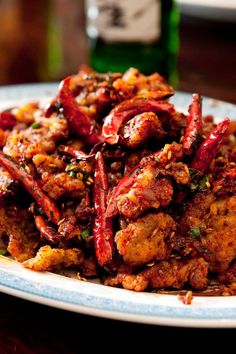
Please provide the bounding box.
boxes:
[86,0,179,85]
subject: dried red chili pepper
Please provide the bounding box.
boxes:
[183,94,202,155]
[0,111,16,130]
[102,97,175,144]
[0,152,61,224]
[58,76,101,145]
[58,145,95,161]
[191,118,230,173]
[35,215,61,243]
[93,151,114,266]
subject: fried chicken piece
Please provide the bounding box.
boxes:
[142,257,208,290]
[177,191,215,236]
[33,152,91,200]
[71,71,122,118]
[165,162,190,185]
[200,196,236,273]
[112,68,173,98]
[32,153,66,174]
[115,212,176,266]
[80,256,98,277]
[117,167,173,219]
[104,273,149,292]
[124,148,152,174]
[139,142,184,169]
[58,216,81,240]
[178,191,236,273]
[104,258,209,292]
[40,172,85,200]
[120,112,166,149]
[213,166,236,197]
[115,150,190,220]
[23,245,84,271]
[218,260,236,284]
[3,114,69,161]
[14,102,39,124]
[0,201,39,262]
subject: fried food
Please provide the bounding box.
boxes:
[0,67,235,296]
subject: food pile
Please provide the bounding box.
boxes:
[1,67,236,295]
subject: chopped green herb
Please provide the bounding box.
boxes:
[190,227,201,238]
[199,174,210,190]
[66,164,89,180]
[0,247,8,256]
[189,183,198,192]
[80,170,89,180]
[68,170,77,178]
[65,163,77,172]
[31,122,40,129]
[81,229,90,239]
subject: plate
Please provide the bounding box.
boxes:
[1,83,236,328]
[176,0,236,22]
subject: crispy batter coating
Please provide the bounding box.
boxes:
[117,167,173,219]
[105,257,208,291]
[200,196,236,273]
[104,273,149,292]
[120,112,166,149]
[213,166,236,197]
[41,172,85,200]
[165,162,190,185]
[33,152,89,200]
[23,245,84,271]
[71,71,122,118]
[80,256,98,277]
[3,114,69,161]
[178,191,215,236]
[179,192,236,273]
[115,212,176,266]
[32,153,66,174]
[0,202,39,261]
[142,258,208,290]
[112,68,173,98]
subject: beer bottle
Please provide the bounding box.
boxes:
[85,0,179,84]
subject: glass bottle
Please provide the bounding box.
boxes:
[85,0,180,85]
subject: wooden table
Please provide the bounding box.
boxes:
[0,14,236,354]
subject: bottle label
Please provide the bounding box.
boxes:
[86,0,161,43]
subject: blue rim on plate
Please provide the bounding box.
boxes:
[0,84,236,328]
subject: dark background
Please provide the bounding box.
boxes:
[1,292,236,354]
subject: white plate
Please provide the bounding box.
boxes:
[176,0,236,21]
[1,83,236,328]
